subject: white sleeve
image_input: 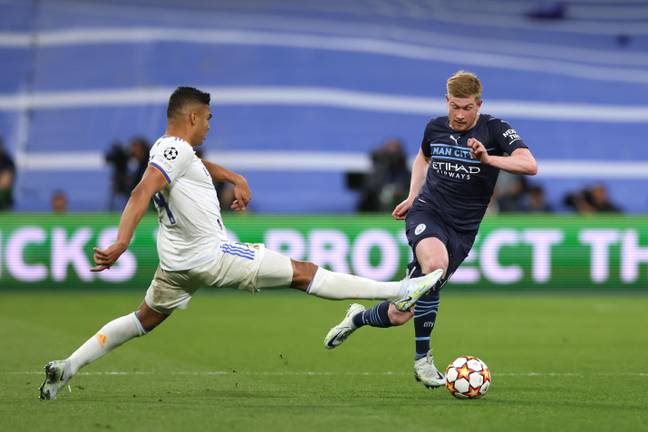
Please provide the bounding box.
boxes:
[148,141,194,184]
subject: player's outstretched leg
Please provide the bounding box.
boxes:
[39,360,72,401]
[308,267,443,305]
[259,250,442,303]
[323,269,443,349]
[323,300,397,349]
[323,303,367,349]
[39,311,149,400]
[393,269,443,311]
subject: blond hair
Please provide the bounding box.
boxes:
[447,71,482,100]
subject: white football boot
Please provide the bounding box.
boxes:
[414,350,445,388]
[393,269,444,312]
[323,303,366,349]
[39,360,72,400]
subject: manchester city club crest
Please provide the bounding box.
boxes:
[163,147,178,160]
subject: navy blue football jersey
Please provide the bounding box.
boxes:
[417,114,528,232]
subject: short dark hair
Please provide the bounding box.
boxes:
[167,87,210,119]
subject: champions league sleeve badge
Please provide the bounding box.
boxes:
[163,147,178,160]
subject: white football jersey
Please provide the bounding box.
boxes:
[148,136,228,271]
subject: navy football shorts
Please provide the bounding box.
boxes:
[405,200,477,279]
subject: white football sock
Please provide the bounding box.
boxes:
[67,312,146,376]
[306,268,404,300]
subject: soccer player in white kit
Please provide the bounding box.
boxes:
[39,87,442,400]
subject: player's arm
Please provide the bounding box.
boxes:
[392,149,430,220]
[91,167,167,272]
[201,159,251,211]
[468,139,538,176]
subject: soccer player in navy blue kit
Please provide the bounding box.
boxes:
[324,71,538,387]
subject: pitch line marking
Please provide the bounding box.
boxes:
[7,371,648,377]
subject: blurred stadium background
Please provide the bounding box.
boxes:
[1,1,648,430]
[2,0,647,213]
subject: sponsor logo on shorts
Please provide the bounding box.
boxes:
[415,224,426,236]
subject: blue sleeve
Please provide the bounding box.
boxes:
[490,119,528,155]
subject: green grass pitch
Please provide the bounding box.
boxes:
[2,290,647,431]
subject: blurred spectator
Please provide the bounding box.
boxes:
[0,137,16,211]
[105,137,151,210]
[564,184,621,214]
[105,140,130,210]
[354,138,411,212]
[586,184,622,212]
[496,173,528,213]
[128,137,150,192]
[51,190,68,213]
[525,184,552,213]
[526,2,567,20]
[492,174,552,214]
[616,33,631,47]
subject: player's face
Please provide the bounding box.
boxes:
[446,96,482,132]
[192,105,212,145]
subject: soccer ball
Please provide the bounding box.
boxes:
[445,356,491,399]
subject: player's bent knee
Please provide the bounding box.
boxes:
[290,260,318,290]
[387,305,413,326]
[416,238,449,275]
[136,303,169,332]
[420,258,448,276]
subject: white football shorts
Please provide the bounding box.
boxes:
[144,241,294,314]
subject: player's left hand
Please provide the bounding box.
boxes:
[90,241,128,272]
[231,175,251,212]
[468,138,490,164]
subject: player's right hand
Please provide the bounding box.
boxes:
[392,198,413,220]
[91,241,128,272]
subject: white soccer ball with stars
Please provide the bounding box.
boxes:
[445,355,491,399]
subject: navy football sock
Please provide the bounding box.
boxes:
[414,289,441,360]
[352,301,392,328]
